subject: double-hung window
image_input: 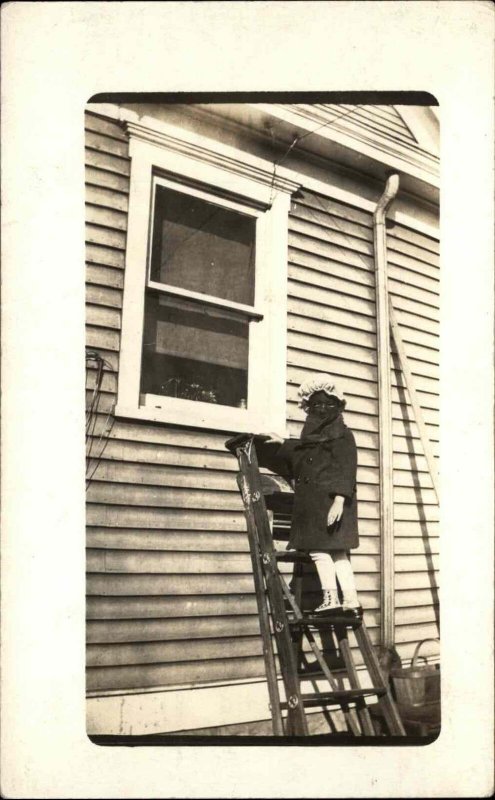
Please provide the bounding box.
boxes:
[116,116,298,433]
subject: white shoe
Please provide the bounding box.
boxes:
[314,591,342,613]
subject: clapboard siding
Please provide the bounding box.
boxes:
[85,112,128,140]
[85,147,131,177]
[89,427,437,473]
[87,616,264,644]
[87,548,384,575]
[309,104,418,146]
[86,265,125,290]
[388,219,440,647]
[86,460,437,501]
[86,529,384,555]
[87,587,438,626]
[86,641,376,692]
[86,589,383,621]
[86,223,127,251]
[86,284,123,309]
[86,111,439,706]
[287,189,439,665]
[86,184,129,213]
[86,620,383,670]
[87,567,384,597]
[86,242,126,269]
[87,657,267,692]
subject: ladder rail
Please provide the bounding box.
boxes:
[237,444,308,735]
[338,630,376,736]
[355,622,406,736]
[237,472,284,736]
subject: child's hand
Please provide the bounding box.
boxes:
[259,432,284,445]
[327,495,345,526]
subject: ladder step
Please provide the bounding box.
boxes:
[298,666,345,680]
[289,613,363,629]
[274,550,312,563]
[280,687,388,710]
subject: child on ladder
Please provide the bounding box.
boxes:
[261,373,362,618]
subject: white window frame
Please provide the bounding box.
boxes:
[116,118,299,434]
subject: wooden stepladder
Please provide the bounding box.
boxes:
[226,433,406,737]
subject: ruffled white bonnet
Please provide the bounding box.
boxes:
[297,373,346,411]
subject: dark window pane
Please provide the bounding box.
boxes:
[150,184,256,305]
[141,292,249,408]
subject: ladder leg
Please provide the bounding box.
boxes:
[237,456,308,735]
[337,627,376,736]
[291,561,305,671]
[237,475,284,736]
[263,564,308,735]
[355,623,406,736]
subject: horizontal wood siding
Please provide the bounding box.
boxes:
[287,190,383,657]
[288,190,439,662]
[388,220,440,656]
[315,104,418,146]
[86,111,439,709]
[85,112,266,693]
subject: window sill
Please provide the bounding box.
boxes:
[114,401,285,436]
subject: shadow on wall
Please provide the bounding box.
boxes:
[393,351,440,633]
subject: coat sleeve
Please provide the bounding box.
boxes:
[254,437,299,482]
[328,431,357,499]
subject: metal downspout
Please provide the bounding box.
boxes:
[373,174,400,650]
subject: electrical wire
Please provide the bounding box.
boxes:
[86,349,116,488]
[303,190,375,274]
[296,104,366,143]
[158,204,224,276]
[268,105,366,206]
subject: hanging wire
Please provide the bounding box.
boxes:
[269,135,300,205]
[159,204,224,274]
[269,105,366,206]
[296,104,366,143]
[86,348,116,489]
[301,190,375,274]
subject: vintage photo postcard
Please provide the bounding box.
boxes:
[2,2,493,798]
[84,95,442,744]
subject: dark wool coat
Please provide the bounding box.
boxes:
[256,416,359,552]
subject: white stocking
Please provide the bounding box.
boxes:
[332,551,359,607]
[309,551,339,604]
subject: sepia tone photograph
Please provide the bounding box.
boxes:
[2,1,494,796]
[84,96,441,743]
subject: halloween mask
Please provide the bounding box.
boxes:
[307,390,342,422]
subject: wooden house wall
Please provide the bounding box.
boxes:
[298,104,418,147]
[387,220,440,654]
[286,190,439,663]
[85,109,439,698]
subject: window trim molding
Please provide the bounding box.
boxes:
[125,120,300,200]
[116,120,299,434]
[146,281,264,321]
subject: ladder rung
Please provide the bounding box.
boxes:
[273,550,312,563]
[289,613,363,629]
[280,688,388,710]
[298,666,345,680]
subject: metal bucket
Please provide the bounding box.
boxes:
[390,638,440,707]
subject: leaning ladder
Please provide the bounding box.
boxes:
[226,434,406,737]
